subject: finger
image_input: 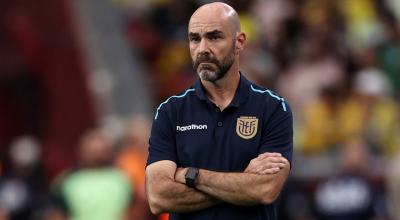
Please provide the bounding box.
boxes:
[265,162,286,168]
[274,157,288,163]
[276,162,286,168]
[258,152,282,158]
[255,166,272,175]
[252,154,267,161]
[247,157,287,174]
[254,153,280,162]
[249,159,286,171]
[259,156,287,164]
[261,167,281,175]
[260,163,285,173]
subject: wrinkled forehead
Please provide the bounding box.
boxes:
[189,16,231,35]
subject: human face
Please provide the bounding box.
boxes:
[188,22,236,82]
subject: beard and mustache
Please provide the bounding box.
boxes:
[192,42,236,83]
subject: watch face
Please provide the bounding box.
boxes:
[185,168,199,187]
[186,168,198,179]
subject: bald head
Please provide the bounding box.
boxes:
[190,2,241,34]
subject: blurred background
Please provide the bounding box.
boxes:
[0,0,399,219]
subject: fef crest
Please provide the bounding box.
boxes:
[236,116,258,139]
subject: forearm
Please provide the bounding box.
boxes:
[195,168,288,206]
[146,161,219,215]
[152,176,219,213]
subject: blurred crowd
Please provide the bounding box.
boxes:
[0,115,155,220]
[0,0,400,220]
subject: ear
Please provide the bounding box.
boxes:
[235,32,246,53]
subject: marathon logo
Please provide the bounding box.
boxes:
[176,124,207,131]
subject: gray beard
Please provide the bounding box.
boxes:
[198,66,223,82]
[196,53,235,82]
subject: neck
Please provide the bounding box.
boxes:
[201,67,240,110]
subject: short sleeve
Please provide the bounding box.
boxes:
[259,102,293,164]
[146,104,177,167]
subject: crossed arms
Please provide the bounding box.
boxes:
[145,152,290,215]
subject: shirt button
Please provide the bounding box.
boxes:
[217,121,223,127]
[215,108,219,112]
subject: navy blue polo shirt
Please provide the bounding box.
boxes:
[147,73,293,220]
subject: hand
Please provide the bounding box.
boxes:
[245,152,287,175]
[174,167,187,184]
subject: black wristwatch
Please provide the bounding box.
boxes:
[185,167,199,188]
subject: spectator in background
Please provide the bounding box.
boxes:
[336,0,384,51]
[115,115,156,220]
[386,0,400,21]
[313,139,388,220]
[278,26,345,123]
[376,18,400,96]
[49,129,132,220]
[299,54,400,155]
[240,0,296,88]
[298,84,345,154]
[0,136,48,220]
[340,66,399,155]
[153,40,197,102]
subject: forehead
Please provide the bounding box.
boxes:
[188,17,231,34]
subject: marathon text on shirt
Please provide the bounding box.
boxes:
[176,124,208,131]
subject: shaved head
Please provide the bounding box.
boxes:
[190,2,241,34]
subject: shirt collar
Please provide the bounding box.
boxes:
[194,72,251,108]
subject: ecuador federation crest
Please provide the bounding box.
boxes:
[236,116,258,139]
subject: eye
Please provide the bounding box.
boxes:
[189,36,200,43]
[209,35,220,41]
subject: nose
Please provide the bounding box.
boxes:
[198,38,210,54]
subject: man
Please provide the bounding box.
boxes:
[146,2,293,220]
[50,129,132,220]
